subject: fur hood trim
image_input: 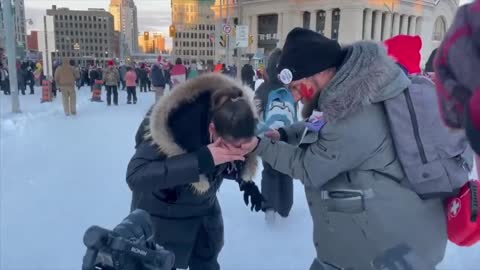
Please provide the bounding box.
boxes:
[147,73,258,194]
[303,41,410,121]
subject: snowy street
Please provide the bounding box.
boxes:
[0,87,479,270]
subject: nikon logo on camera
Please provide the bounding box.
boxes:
[131,247,148,256]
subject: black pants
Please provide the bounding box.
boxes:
[120,79,126,90]
[127,86,137,103]
[2,80,10,95]
[140,80,147,92]
[51,82,57,97]
[28,81,34,94]
[261,161,293,217]
[106,85,118,105]
[19,82,26,95]
[147,79,151,91]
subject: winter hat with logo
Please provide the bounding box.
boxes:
[277,28,344,83]
[384,35,422,74]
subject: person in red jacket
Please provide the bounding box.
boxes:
[125,66,137,104]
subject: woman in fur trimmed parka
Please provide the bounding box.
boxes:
[126,73,264,270]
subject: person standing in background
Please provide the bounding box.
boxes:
[89,65,100,92]
[70,59,81,90]
[170,58,187,88]
[241,62,255,90]
[125,66,137,105]
[151,61,168,101]
[17,62,27,95]
[25,63,35,94]
[103,60,120,106]
[146,64,152,91]
[138,63,149,93]
[187,60,199,80]
[1,63,10,95]
[54,57,80,116]
[254,48,296,222]
[119,63,127,90]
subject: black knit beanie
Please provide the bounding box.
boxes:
[278,28,344,82]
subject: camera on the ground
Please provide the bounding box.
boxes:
[81,209,175,270]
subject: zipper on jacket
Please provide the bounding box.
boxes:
[404,89,428,164]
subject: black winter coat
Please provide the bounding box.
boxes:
[150,64,167,87]
[126,73,258,268]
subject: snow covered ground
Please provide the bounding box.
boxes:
[0,86,479,270]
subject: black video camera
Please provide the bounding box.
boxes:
[82,209,175,270]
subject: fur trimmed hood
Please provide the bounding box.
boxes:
[147,73,258,194]
[303,41,411,121]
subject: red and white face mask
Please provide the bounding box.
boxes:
[279,68,316,102]
[299,81,315,101]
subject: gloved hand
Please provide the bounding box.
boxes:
[239,181,265,212]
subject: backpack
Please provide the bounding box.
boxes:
[258,87,297,134]
[383,75,474,199]
[105,69,116,83]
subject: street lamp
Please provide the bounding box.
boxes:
[104,51,109,67]
[73,43,80,65]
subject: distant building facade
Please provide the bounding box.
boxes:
[109,0,139,55]
[138,32,167,54]
[27,30,39,51]
[0,0,28,57]
[239,0,460,64]
[46,5,116,65]
[171,0,219,66]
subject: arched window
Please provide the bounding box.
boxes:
[303,11,311,29]
[433,16,446,41]
[331,8,341,40]
[316,10,326,34]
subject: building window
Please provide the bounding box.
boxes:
[433,16,446,41]
[316,10,326,34]
[303,11,311,29]
[331,9,341,40]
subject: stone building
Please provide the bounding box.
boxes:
[240,0,459,64]
[46,5,117,66]
[171,0,218,66]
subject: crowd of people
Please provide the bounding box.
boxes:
[45,55,258,117]
[0,60,43,96]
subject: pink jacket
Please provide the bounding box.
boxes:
[125,70,137,87]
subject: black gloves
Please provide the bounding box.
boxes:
[220,162,265,212]
[239,181,265,212]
